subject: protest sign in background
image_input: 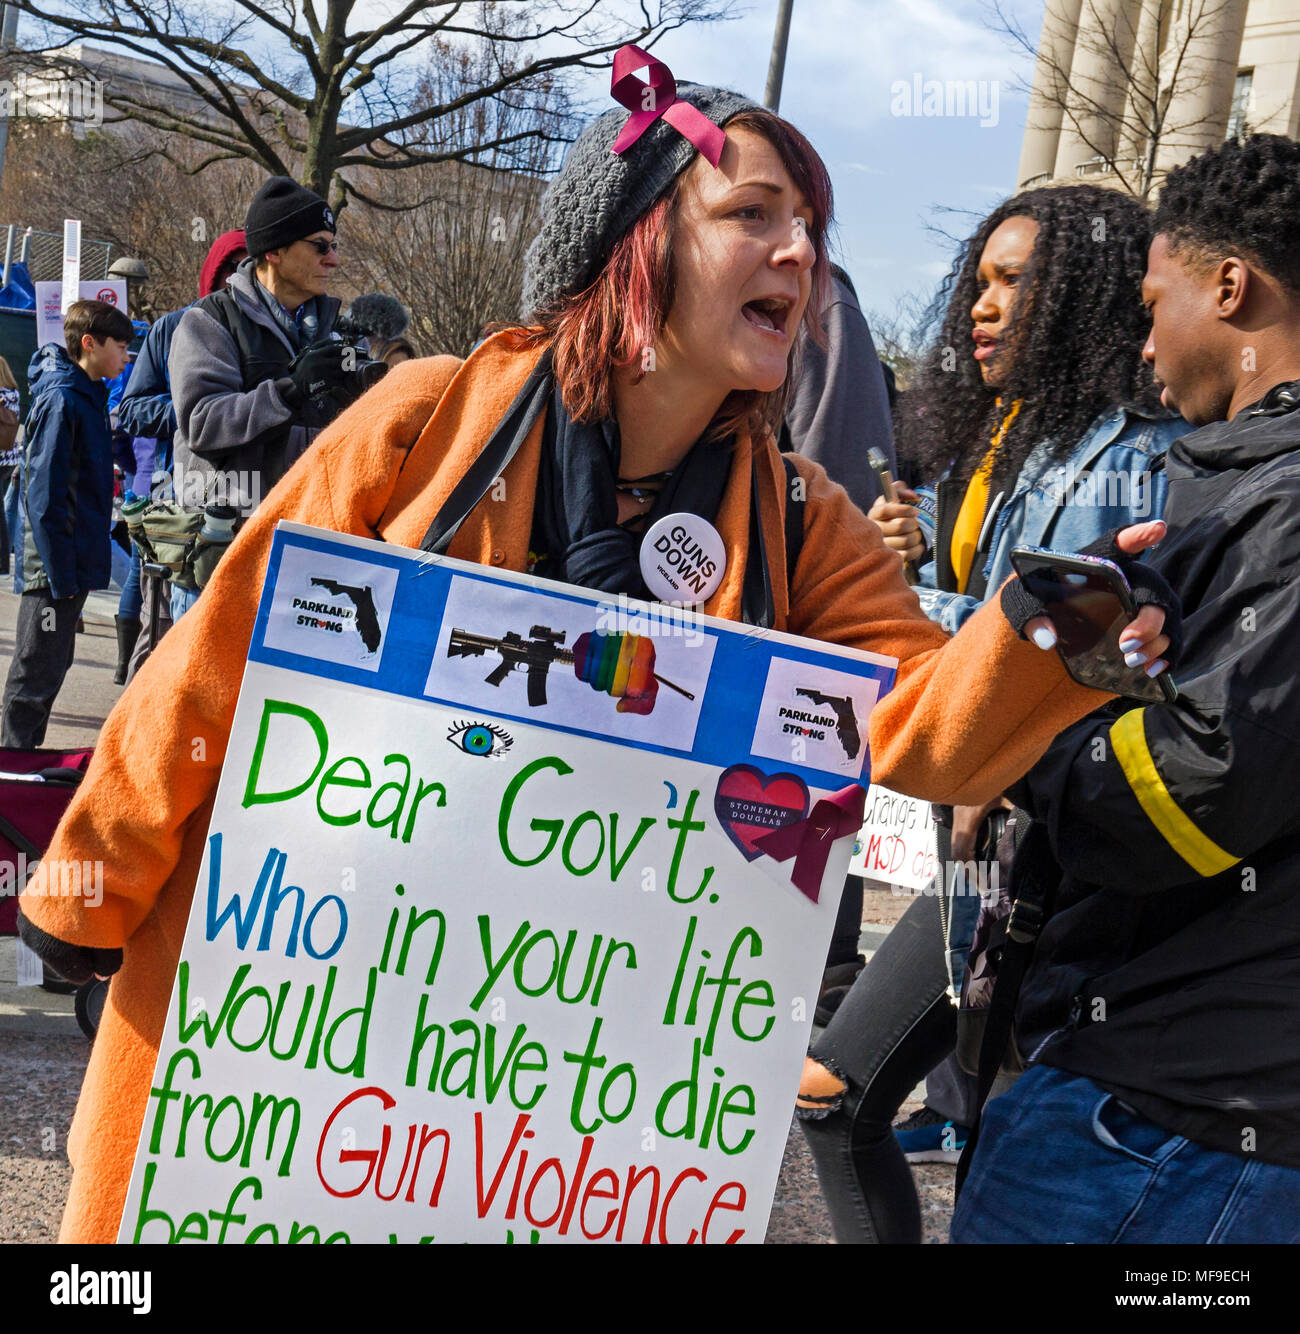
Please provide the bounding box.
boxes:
[848,785,939,891]
[35,279,127,346]
[118,524,896,1244]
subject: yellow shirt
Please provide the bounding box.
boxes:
[950,399,1022,594]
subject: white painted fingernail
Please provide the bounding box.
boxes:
[1118,637,1142,653]
[1123,651,1146,668]
[1031,626,1057,650]
[1145,659,1167,677]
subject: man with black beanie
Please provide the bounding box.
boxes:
[166,176,367,618]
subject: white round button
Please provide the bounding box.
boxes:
[639,513,727,605]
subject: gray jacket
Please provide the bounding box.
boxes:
[168,262,339,515]
[783,276,895,514]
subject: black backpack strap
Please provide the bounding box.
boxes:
[195,290,264,393]
[954,814,1057,1198]
[419,347,554,556]
[781,453,805,592]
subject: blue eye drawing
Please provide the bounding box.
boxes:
[447,720,514,758]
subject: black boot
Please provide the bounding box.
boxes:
[113,615,141,685]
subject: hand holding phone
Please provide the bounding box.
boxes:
[1009,543,1179,703]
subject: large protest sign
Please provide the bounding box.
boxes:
[118,523,896,1244]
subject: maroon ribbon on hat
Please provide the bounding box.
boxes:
[755,784,867,903]
[609,44,726,168]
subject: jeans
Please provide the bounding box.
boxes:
[170,583,200,621]
[952,1064,1300,1243]
[108,534,132,592]
[4,472,20,555]
[118,547,143,621]
[799,891,957,1243]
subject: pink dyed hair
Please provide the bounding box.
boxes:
[509,108,835,443]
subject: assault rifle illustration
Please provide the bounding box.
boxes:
[310,578,382,652]
[447,625,694,712]
[795,688,861,760]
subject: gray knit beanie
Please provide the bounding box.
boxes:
[521,80,760,319]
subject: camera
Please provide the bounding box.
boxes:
[332,313,390,394]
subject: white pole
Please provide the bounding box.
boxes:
[61,219,81,314]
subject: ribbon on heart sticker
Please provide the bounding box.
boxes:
[755,785,868,904]
[608,44,726,168]
[714,764,810,863]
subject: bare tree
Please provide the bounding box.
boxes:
[344,36,572,355]
[0,0,732,212]
[866,289,933,389]
[992,0,1261,199]
[1,120,263,314]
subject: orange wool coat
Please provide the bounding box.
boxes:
[22,332,1109,1243]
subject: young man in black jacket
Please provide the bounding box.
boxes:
[952,134,1300,1244]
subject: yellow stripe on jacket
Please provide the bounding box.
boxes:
[1109,707,1240,877]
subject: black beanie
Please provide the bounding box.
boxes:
[244,177,335,256]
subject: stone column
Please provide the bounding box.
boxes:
[1154,0,1249,176]
[1116,0,1164,191]
[1017,0,1085,188]
[1053,0,1140,180]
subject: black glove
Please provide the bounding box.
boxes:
[281,340,351,411]
[1001,527,1183,667]
[17,907,122,987]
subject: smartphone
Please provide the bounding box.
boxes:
[1009,545,1178,704]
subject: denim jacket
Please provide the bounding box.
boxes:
[913,406,1189,636]
[908,404,1189,994]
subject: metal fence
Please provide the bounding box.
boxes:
[0,224,114,282]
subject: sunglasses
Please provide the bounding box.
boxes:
[300,237,339,255]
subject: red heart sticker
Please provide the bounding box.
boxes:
[714,764,810,862]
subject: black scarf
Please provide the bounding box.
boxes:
[530,382,733,600]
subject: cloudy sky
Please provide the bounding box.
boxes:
[572,0,1046,325]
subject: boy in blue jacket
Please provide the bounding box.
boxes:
[3,299,133,747]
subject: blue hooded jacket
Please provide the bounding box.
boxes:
[15,342,113,599]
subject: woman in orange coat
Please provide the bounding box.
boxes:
[18,53,1172,1243]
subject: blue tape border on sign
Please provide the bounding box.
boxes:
[250,526,897,791]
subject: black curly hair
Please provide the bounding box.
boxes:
[901,184,1160,485]
[1153,133,1300,295]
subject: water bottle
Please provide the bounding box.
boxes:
[121,491,150,553]
[199,503,237,545]
[193,503,238,589]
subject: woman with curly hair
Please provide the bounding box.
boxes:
[799,184,1188,1244]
